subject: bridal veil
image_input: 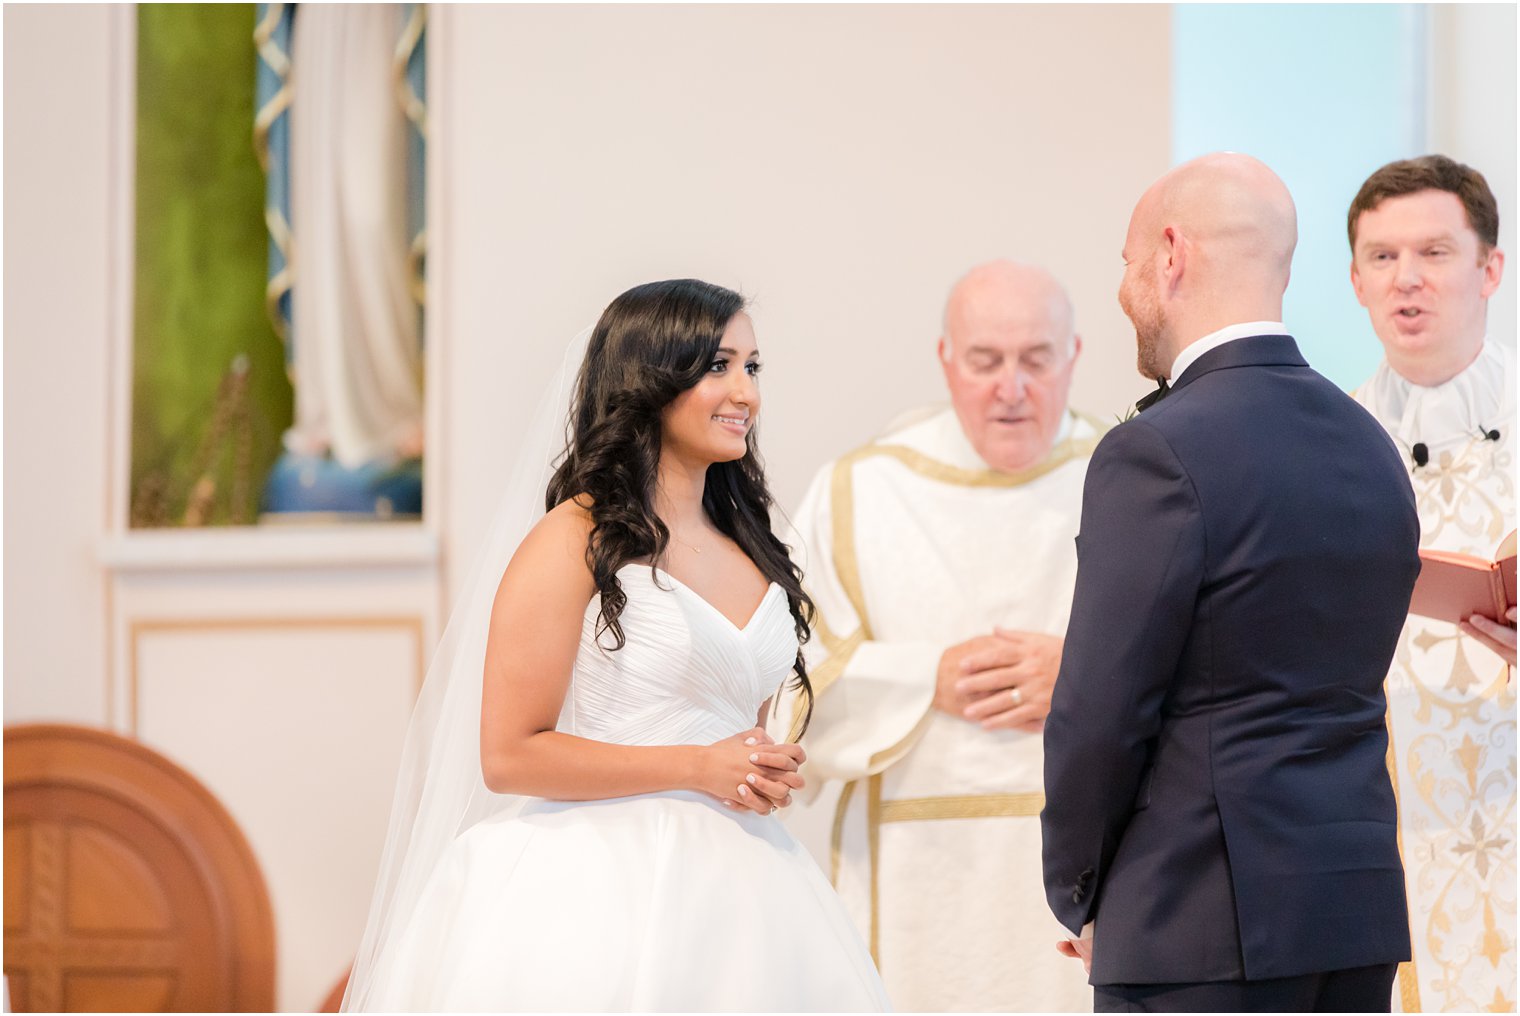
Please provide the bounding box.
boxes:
[341,330,590,1011]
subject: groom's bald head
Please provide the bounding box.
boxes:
[1120,153,1297,379]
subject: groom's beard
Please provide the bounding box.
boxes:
[1128,301,1168,383]
[1136,329,1165,382]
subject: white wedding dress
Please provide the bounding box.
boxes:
[360,564,891,1012]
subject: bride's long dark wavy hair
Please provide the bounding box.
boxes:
[545,279,814,733]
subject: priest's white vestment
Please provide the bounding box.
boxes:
[786,406,1100,1012]
[1354,340,1516,1013]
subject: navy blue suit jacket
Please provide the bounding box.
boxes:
[1040,334,1419,985]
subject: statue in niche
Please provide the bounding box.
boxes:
[254,3,426,522]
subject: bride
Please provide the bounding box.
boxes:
[343,280,890,1011]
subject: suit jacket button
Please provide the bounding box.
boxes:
[1079,868,1095,882]
[1072,888,1084,903]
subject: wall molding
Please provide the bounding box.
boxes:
[102,525,438,572]
[127,615,427,736]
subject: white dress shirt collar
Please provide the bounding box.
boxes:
[1168,321,1287,383]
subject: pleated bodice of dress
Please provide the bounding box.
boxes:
[560,563,797,746]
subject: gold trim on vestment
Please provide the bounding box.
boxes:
[843,430,1101,490]
[838,784,1046,974]
[867,711,933,773]
[815,413,1103,691]
[809,628,863,702]
[818,411,1104,978]
[790,628,863,743]
[831,779,857,886]
[1385,691,1423,1012]
[829,454,872,640]
[879,791,1045,822]
[811,600,847,653]
[867,773,883,966]
[1384,442,1514,1010]
[815,413,1102,693]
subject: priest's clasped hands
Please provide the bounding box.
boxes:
[933,628,1063,732]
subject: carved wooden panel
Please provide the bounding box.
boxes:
[3,725,274,1011]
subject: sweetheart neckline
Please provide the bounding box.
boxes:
[616,563,783,634]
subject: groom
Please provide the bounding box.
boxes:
[1040,153,1420,1011]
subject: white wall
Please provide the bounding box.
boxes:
[3,4,114,726]
[438,4,1173,605]
[1430,3,1517,353]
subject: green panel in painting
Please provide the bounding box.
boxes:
[132,3,292,527]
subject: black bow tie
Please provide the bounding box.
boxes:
[1134,379,1171,414]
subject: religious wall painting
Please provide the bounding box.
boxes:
[130,3,427,528]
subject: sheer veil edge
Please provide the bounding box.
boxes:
[341,328,592,1012]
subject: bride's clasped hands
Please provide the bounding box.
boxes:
[702,726,806,814]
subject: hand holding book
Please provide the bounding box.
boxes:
[1410,531,1516,667]
[1460,606,1516,667]
[1409,530,1516,623]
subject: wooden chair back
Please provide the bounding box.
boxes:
[4,724,275,1011]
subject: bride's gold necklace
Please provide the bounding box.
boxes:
[669,531,703,554]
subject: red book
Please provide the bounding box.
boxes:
[1409,531,1517,625]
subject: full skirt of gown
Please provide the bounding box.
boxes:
[359,566,890,1012]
